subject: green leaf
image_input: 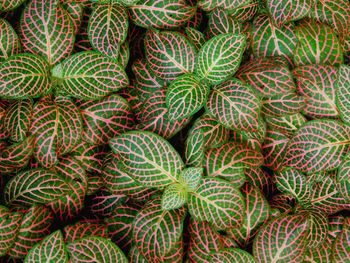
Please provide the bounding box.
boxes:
[0,18,21,60]
[261,92,305,117]
[62,2,84,33]
[129,0,196,29]
[206,9,242,38]
[24,230,68,263]
[20,0,75,65]
[266,113,307,137]
[52,51,129,100]
[0,54,51,99]
[0,0,26,11]
[5,169,71,207]
[336,65,350,125]
[209,248,256,263]
[188,177,245,229]
[67,236,128,263]
[166,73,209,120]
[181,167,203,191]
[145,30,196,83]
[226,0,259,22]
[185,130,205,167]
[162,183,188,210]
[337,156,350,202]
[88,4,128,59]
[64,222,108,243]
[109,131,184,188]
[332,218,350,263]
[0,206,22,256]
[206,78,260,132]
[133,199,186,261]
[262,130,289,171]
[285,120,350,173]
[294,21,343,66]
[185,27,205,50]
[253,214,308,263]
[118,41,130,68]
[194,33,246,85]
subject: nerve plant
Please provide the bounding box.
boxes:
[0,0,349,262]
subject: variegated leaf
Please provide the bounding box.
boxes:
[3,99,32,142]
[118,41,130,69]
[328,215,345,240]
[20,0,75,65]
[185,130,205,167]
[206,142,263,187]
[0,54,51,99]
[227,0,259,22]
[67,236,128,263]
[24,230,68,263]
[166,73,209,120]
[245,167,275,198]
[79,94,133,145]
[303,237,333,263]
[88,4,128,59]
[337,156,350,201]
[70,141,105,173]
[266,113,307,137]
[188,177,245,229]
[0,0,26,11]
[145,30,196,83]
[251,14,297,63]
[206,78,260,132]
[31,97,82,168]
[206,9,242,38]
[7,205,53,259]
[253,214,308,263]
[52,51,128,100]
[109,131,184,188]
[294,65,338,118]
[162,183,187,210]
[133,198,185,261]
[294,21,343,66]
[332,218,350,263]
[195,33,246,85]
[0,18,21,60]
[229,184,270,247]
[129,0,196,29]
[182,167,203,191]
[209,248,256,263]
[62,2,84,33]
[261,92,305,117]
[266,0,312,27]
[0,206,22,256]
[64,222,108,243]
[285,120,350,173]
[336,65,350,125]
[236,57,295,98]
[185,27,205,51]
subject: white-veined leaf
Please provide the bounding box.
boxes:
[181,167,203,191]
[336,65,350,125]
[184,130,205,167]
[209,248,256,263]
[0,18,21,60]
[0,0,26,11]
[332,218,350,263]
[0,206,22,257]
[161,183,187,210]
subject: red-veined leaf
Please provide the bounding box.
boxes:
[226,0,259,22]
[128,0,196,29]
[0,18,21,60]
[336,65,350,125]
[20,0,75,65]
[285,119,350,173]
[74,6,92,52]
[64,222,108,243]
[118,41,130,69]
[0,206,22,257]
[266,113,307,137]
[52,51,129,100]
[206,78,260,132]
[332,218,350,263]
[209,248,256,263]
[62,2,84,33]
[337,155,350,201]
[206,9,242,38]
[67,236,128,263]
[185,130,205,167]
[24,230,68,263]
[245,167,276,198]
[161,183,187,210]
[261,92,305,117]
[0,54,51,99]
[195,33,246,85]
[185,27,205,51]
[188,177,245,230]
[109,131,184,188]
[253,214,308,263]
[88,4,128,59]
[303,236,332,263]
[182,167,203,192]
[328,215,345,240]
[262,130,289,171]
[70,141,105,173]
[0,0,26,11]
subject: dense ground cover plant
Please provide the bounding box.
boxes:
[0,0,349,262]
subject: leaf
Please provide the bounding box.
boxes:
[109,131,184,188]
[332,218,350,263]
[133,199,186,261]
[161,183,187,210]
[336,65,350,125]
[275,168,311,205]
[7,205,53,259]
[266,113,307,137]
[285,120,350,173]
[5,169,71,207]
[24,230,68,263]
[266,0,312,27]
[62,2,84,33]
[188,177,245,229]
[166,73,209,120]
[294,65,338,118]
[194,33,246,85]
[20,0,75,65]
[0,206,22,256]
[229,184,270,247]
[31,97,82,168]
[206,142,263,186]
[79,94,133,145]
[253,214,308,263]
[132,59,165,93]
[0,18,21,60]
[261,92,305,117]
[251,14,297,63]
[226,0,259,22]
[129,0,196,29]
[198,0,254,12]
[209,248,256,263]
[337,156,350,201]
[70,141,105,173]
[4,99,33,142]
[64,222,108,243]
[236,57,296,98]
[294,21,343,66]
[206,78,260,132]
[185,27,205,50]
[185,130,205,167]
[182,167,203,191]
[52,51,129,100]
[67,236,128,263]
[206,9,242,38]
[145,30,196,83]
[303,237,332,263]
[118,41,130,69]
[0,0,26,11]
[245,167,275,198]
[88,4,128,59]
[0,54,51,99]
